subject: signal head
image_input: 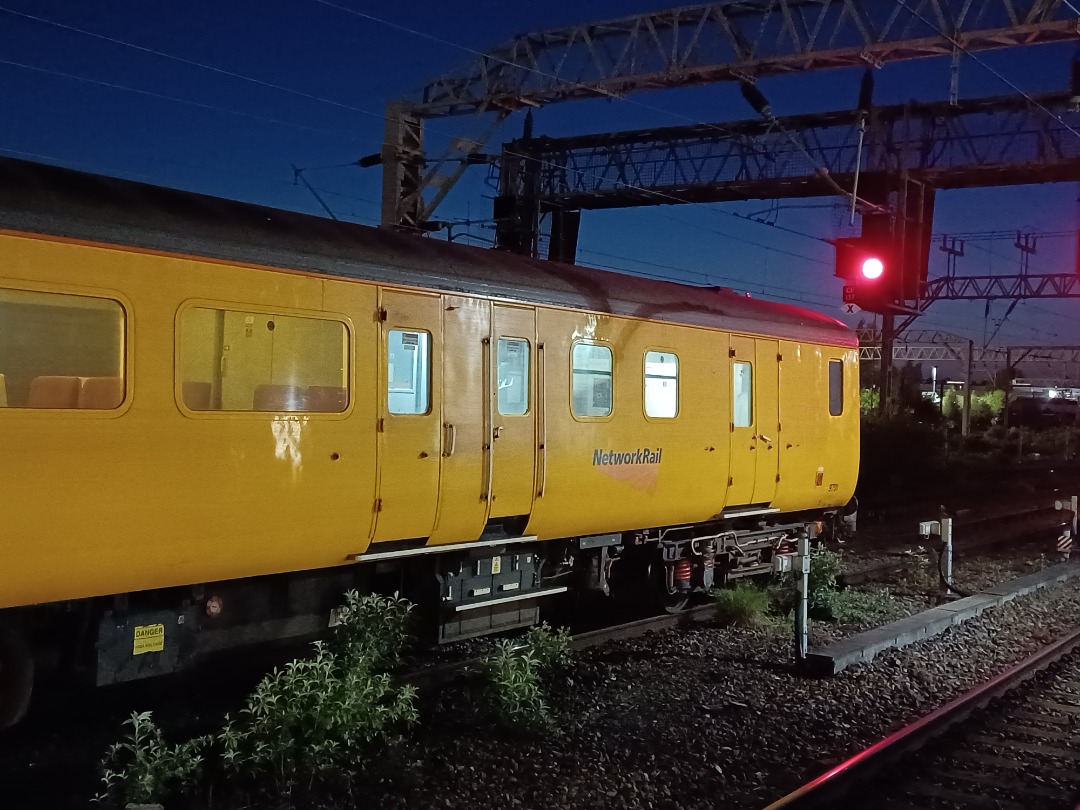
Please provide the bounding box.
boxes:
[861,257,884,280]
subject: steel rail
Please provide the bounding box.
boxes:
[761,624,1080,810]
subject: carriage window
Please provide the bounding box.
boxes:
[572,342,613,417]
[733,361,753,427]
[387,329,431,415]
[644,351,678,418]
[829,359,844,416]
[0,287,125,409]
[180,307,348,412]
[497,338,530,416]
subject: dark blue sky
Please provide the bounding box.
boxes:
[3,0,1080,356]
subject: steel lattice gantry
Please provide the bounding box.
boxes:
[382,0,1080,229]
[508,91,1080,210]
[415,0,1080,115]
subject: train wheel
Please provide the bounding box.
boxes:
[0,624,33,729]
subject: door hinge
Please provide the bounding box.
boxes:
[776,474,781,483]
[777,423,782,432]
[777,353,783,362]
[373,498,382,513]
[728,477,734,486]
[729,423,734,432]
[728,348,736,358]
[376,417,385,432]
[376,307,387,322]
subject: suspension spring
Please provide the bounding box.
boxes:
[672,558,692,590]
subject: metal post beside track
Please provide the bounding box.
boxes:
[1054,495,1077,562]
[942,517,953,596]
[918,518,953,596]
[795,534,810,664]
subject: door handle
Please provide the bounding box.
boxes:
[757,434,773,443]
[493,425,503,439]
[442,422,457,457]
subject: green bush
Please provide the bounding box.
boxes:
[97,711,205,806]
[218,642,418,794]
[522,622,572,676]
[482,623,573,732]
[483,640,552,731]
[217,592,418,795]
[333,590,413,670]
[773,547,844,619]
[711,583,771,627]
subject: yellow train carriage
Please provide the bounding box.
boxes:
[0,158,858,727]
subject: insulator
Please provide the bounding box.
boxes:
[739,81,771,118]
[857,68,874,112]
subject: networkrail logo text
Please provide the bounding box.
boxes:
[592,448,663,466]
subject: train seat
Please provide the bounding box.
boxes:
[181,381,213,410]
[306,385,348,412]
[78,376,124,409]
[253,384,306,412]
[27,375,81,408]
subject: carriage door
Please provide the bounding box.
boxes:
[488,305,536,522]
[753,339,780,505]
[373,290,442,543]
[727,336,779,507]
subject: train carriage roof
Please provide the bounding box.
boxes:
[0,157,855,348]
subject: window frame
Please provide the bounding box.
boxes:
[643,348,679,420]
[496,336,531,417]
[174,300,353,418]
[732,360,754,428]
[570,340,614,421]
[386,327,433,416]
[0,281,131,417]
[828,358,844,417]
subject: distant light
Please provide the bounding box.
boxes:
[1049,389,1059,398]
[861,257,884,279]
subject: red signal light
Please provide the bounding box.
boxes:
[861,257,884,279]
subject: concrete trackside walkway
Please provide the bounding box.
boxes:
[805,562,1080,676]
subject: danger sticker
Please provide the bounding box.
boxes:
[133,624,165,656]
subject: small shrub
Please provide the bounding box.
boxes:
[483,640,552,731]
[482,623,573,732]
[217,592,417,796]
[218,642,418,794]
[773,546,844,619]
[333,590,413,670]
[97,711,205,806]
[711,583,770,627]
[522,622,572,675]
[899,551,939,591]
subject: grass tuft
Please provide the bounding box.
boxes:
[711,583,771,627]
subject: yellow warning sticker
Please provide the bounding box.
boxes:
[491,556,502,575]
[133,624,165,656]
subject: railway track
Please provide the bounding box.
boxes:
[842,501,1065,587]
[763,626,1080,810]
